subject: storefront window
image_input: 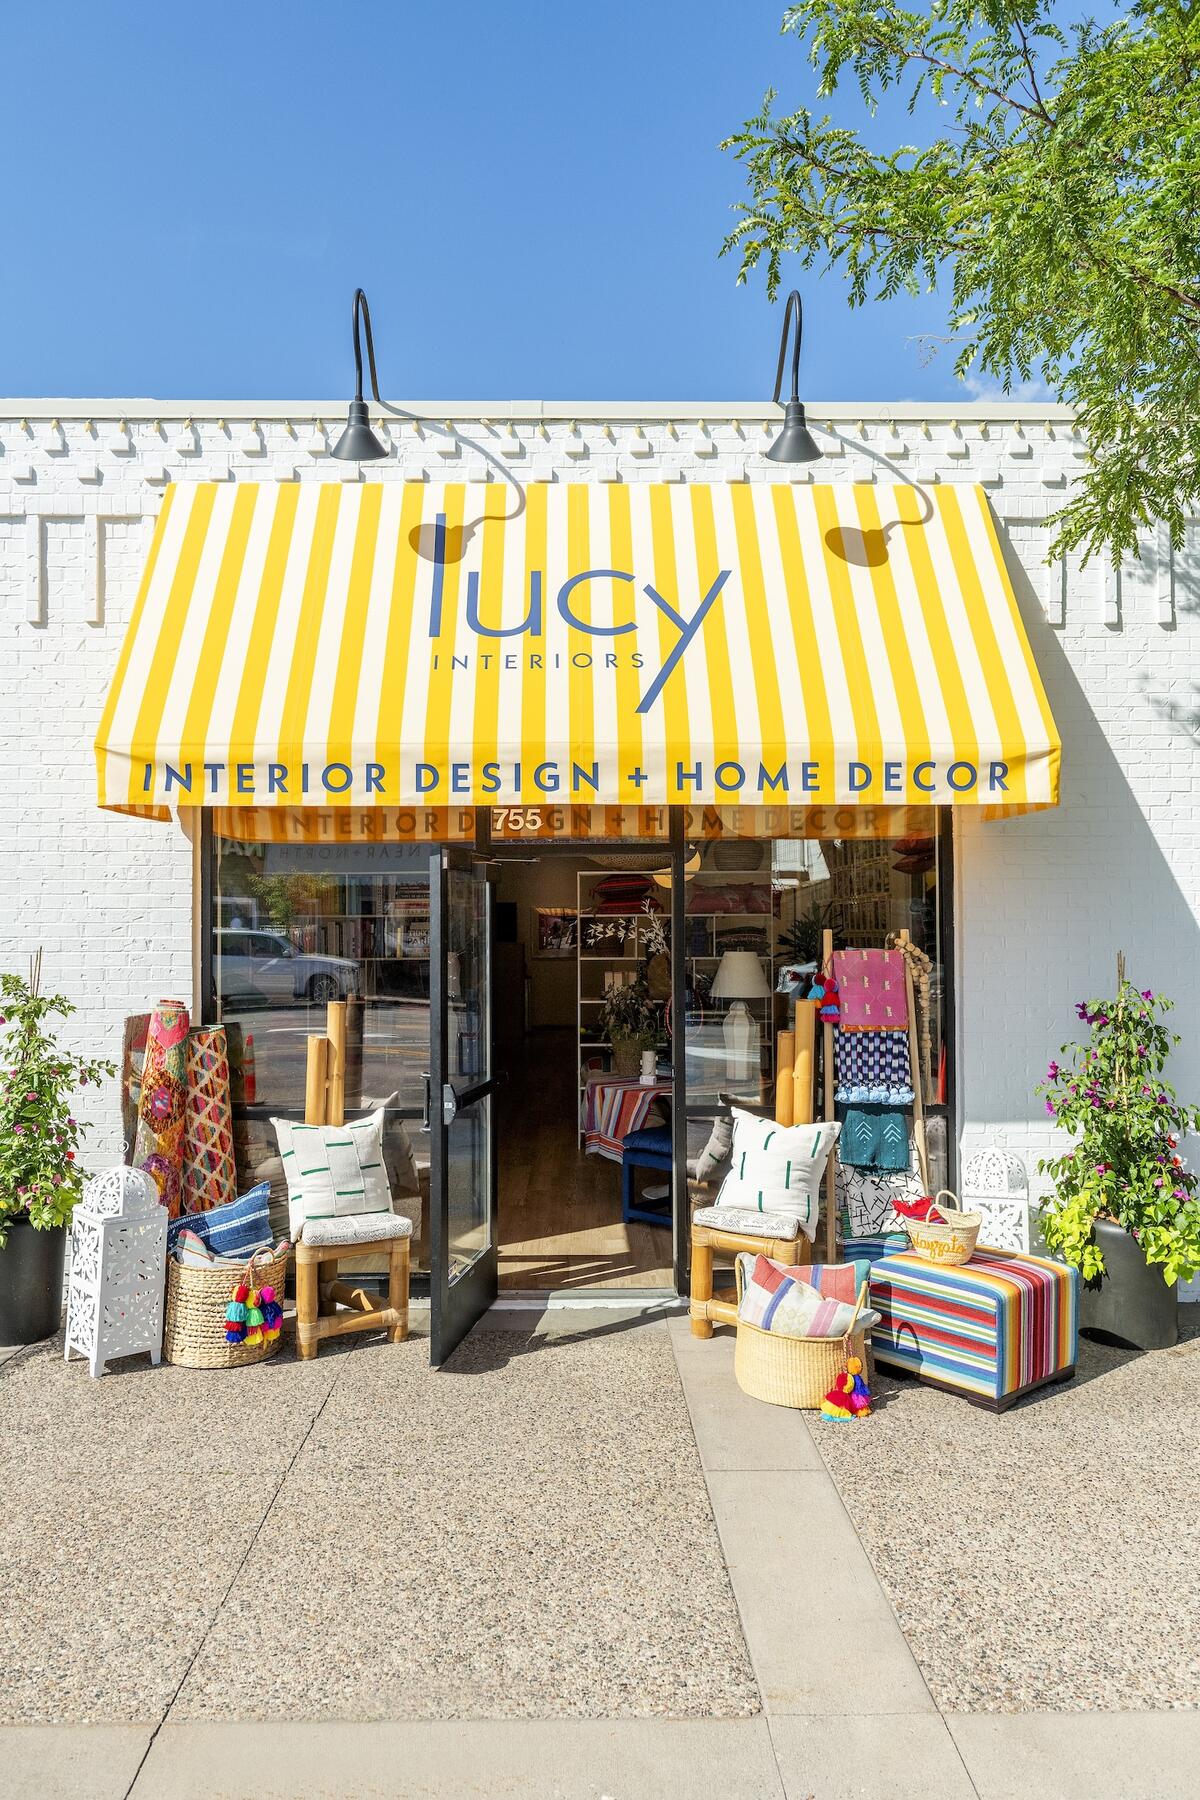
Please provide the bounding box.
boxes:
[681,817,951,1210]
[210,833,434,1269]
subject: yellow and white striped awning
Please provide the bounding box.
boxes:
[95,480,1059,817]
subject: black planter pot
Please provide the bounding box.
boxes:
[1080,1217,1178,1352]
[0,1217,67,1345]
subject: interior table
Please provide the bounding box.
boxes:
[581,1073,673,1163]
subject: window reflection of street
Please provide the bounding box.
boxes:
[215,999,432,1114]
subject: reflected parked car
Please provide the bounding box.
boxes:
[215,929,359,1008]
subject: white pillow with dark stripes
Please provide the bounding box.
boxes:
[273,1107,394,1238]
[713,1110,841,1242]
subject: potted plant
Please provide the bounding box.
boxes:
[598,975,660,1078]
[1035,958,1200,1351]
[0,955,115,1344]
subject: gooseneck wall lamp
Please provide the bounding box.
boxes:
[331,288,389,461]
[765,290,822,464]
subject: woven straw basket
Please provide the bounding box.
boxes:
[903,1188,981,1267]
[734,1272,871,1410]
[162,1243,291,1369]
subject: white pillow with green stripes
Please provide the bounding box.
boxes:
[713,1110,841,1242]
[273,1108,393,1238]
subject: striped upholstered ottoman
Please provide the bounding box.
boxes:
[868,1248,1079,1412]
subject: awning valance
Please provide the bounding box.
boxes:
[95,480,1059,817]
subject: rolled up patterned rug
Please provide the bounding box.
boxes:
[133,999,190,1217]
[181,1026,237,1215]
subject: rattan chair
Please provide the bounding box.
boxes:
[294,1213,412,1362]
[689,1200,811,1338]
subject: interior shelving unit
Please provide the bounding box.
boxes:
[575,866,780,1108]
[298,877,432,998]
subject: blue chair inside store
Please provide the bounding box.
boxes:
[621,1126,674,1229]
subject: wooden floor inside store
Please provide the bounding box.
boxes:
[497,1028,675,1291]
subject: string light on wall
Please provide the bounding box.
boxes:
[436,419,459,457]
[695,419,717,457]
[630,425,653,457]
[565,419,588,458]
[500,422,523,457]
[239,418,265,455]
[306,419,328,455]
[947,419,969,457]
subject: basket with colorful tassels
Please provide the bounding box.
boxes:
[162,1242,291,1369]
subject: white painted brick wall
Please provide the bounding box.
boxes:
[2,401,1197,1290]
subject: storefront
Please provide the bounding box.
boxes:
[93,475,1058,1359]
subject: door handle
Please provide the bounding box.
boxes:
[421,1074,431,1132]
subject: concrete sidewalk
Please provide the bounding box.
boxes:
[2,1306,1197,1799]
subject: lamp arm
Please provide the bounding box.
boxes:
[351,288,383,403]
[771,290,804,407]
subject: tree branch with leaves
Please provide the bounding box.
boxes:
[722,0,1200,562]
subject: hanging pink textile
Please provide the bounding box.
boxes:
[832,950,909,1033]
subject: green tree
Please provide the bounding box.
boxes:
[722,0,1200,562]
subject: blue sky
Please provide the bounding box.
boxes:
[5,2,1008,403]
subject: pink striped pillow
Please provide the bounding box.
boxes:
[738,1254,864,1337]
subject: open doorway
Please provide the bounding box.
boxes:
[489,851,677,1292]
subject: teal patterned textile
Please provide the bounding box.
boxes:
[837,1103,911,1171]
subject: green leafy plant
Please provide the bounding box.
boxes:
[778,901,844,965]
[597,976,660,1049]
[722,0,1200,564]
[0,955,115,1247]
[1035,964,1200,1287]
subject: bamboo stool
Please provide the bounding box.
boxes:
[690,1211,811,1338]
[294,1217,412,1362]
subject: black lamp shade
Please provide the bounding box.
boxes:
[331,398,388,462]
[766,398,822,465]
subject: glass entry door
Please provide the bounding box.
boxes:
[429,847,497,1365]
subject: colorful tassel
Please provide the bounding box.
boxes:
[233,1283,249,1304]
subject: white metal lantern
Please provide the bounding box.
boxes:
[962,1148,1030,1254]
[65,1166,168,1377]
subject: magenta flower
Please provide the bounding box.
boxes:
[1136,1045,1148,1057]
[1075,1002,1091,1021]
[24,1090,35,1101]
[1142,989,1154,1001]
[50,1174,61,1186]
[67,1116,76,1126]
[12,1123,23,1134]
[1047,1061,1060,1080]
[1095,1162,1111,1174]
[1045,1096,1056,1115]
[1094,1013,1110,1027]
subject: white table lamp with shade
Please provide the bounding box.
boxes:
[710,950,771,1084]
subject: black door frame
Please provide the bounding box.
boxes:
[429,844,499,1364]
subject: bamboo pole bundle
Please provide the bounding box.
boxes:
[326,1001,347,1127]
[775,1030,796,1126]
